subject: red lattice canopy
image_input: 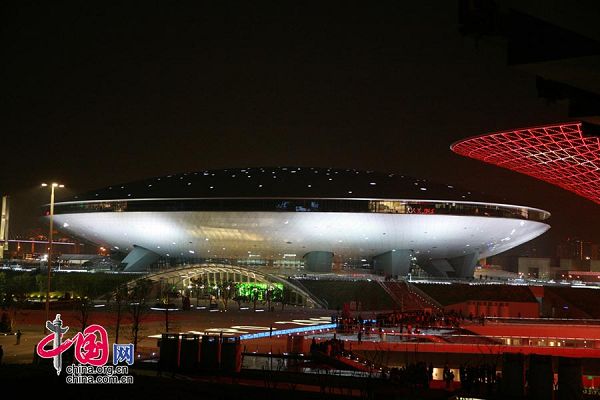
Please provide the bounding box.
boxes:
[451,122,600,205]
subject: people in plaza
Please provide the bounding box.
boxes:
[428,362,434,382]
[16,329,22,345]
[310,336,346,357]
[389,362,429,389]
[443,364,454,389]
[310,337,317,353]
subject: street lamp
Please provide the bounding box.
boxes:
[41,182,64,326]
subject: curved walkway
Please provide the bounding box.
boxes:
[129,263,326,308]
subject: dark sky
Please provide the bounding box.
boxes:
[2,3,598,253]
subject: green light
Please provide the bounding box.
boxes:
[237,283,283,301]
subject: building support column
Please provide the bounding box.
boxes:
[423,252,479,278]
[422,259,453,277]
[448,252,479,278]
[303,251,333,272]
[119,245,161,272]
[372,250,412,277]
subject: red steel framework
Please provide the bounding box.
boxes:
[451,122,600,205]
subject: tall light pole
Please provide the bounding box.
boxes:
[42,182,64,326]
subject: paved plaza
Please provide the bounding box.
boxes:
[0,306,335,364]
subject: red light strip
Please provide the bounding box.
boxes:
[451,122,600,205]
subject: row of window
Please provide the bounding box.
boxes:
[51,198,549,221]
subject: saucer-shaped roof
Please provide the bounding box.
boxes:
[71,167,493,203]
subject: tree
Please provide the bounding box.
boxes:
[266,285,274,312]
[163,282,179,333]
[281,285,293,310]
[114,284,127,344]
[35,274,46,297]
[208,284,219,309]
[190,276,206,308]
[252,287,259,311]
[0,272,6,305]
[129,279,153,350]
[76,297,93,331]
[233,283,245,309]
[0,273,10,332]
[219,280,235,311]
[6,273,35,326]
[72,274,102,331]
[0,311,11,333]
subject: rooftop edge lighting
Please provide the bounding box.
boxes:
[451,122,600,205]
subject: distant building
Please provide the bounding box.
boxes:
[557,238,599,261]
[57,254,116,271]
[488,254,600,280]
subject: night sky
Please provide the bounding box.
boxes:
[2,3,598,254]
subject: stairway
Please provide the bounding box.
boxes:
[378,280,443,312]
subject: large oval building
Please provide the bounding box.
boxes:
[49,167,550,277]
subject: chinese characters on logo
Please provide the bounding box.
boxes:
[113,344,134,365]
[37,314,135,376]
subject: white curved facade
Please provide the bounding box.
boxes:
[50,167,551,277]
[52,207,549,266]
